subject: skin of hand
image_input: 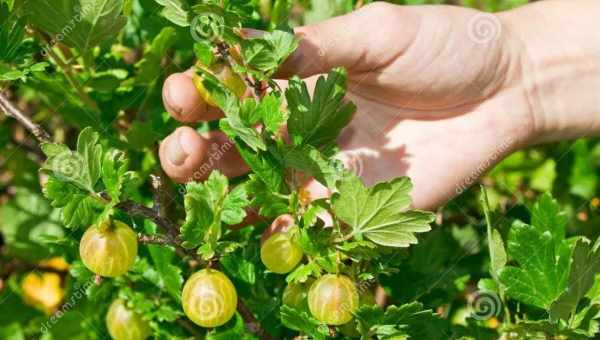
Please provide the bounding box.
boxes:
[158,0,600,210]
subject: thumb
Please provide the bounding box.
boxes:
[276,3,419,79]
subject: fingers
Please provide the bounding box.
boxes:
[159,126,248,183]
[276,2,417,79]
[162,70,223,122]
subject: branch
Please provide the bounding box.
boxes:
[0,93,51,143]
[176,319,204,339]
[237,300,273,340]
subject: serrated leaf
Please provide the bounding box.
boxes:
[499,221,571,310]
[221,185,249,225]
[550,237,600,321]
[180,183,214,249]
[154,0,189,26]
[332,175,434,247]
[76,127,103,191]
[28,0,127,53]
[236,143,283,192]
[286,68,356,148]
[281,144,338,189]
[148,245,183,304]
[240,30,298,75]
[42,176,104,228]
[280,305,328,340]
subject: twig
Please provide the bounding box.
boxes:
[0,93,51,143]
[176,319,204,339]
[237,300,273,340]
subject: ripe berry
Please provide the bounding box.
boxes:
[106,299,151,340]
[182,269,238,328]
[260,231,303,274]
[308,274,359,325]
[79,219,138,277]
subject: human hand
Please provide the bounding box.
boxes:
[158,1,600,209]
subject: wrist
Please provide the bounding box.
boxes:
[500,0,600,146]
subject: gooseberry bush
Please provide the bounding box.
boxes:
[2,0,600,339]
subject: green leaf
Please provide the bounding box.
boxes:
[286,68,356,148]
[28,0,127,53]
[199,73,265,152]
[240,30,298,75]
[0,5,26,63]
[332,175,434,247]
[258,93,286,134]
[221,185,249,225]
[180,182,214,249]
[246,175,288,217]
[136,27,177,85]
[148,245,183,304]
[280,305,328,340]
[355,303,448,340]
[499,221,572,310]
[281,144,339,189]
[236,143,283,193]
[76,127,103,191]
[101,149,133,201]
[550,237,600,321]
[180,172,248,253]
[193,40,214,66]
[154,0,189,26]
[42,176,104,228]
[530,192,567,252]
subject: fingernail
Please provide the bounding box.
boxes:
[166,131,188,166]
[163,79,182,115]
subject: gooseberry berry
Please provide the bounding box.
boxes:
[260,230,303,274]
[106,299,151,340]
[79,219,138,277]
[182,269,238,328]
[193,63,246,107]
[308,274,359,325]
